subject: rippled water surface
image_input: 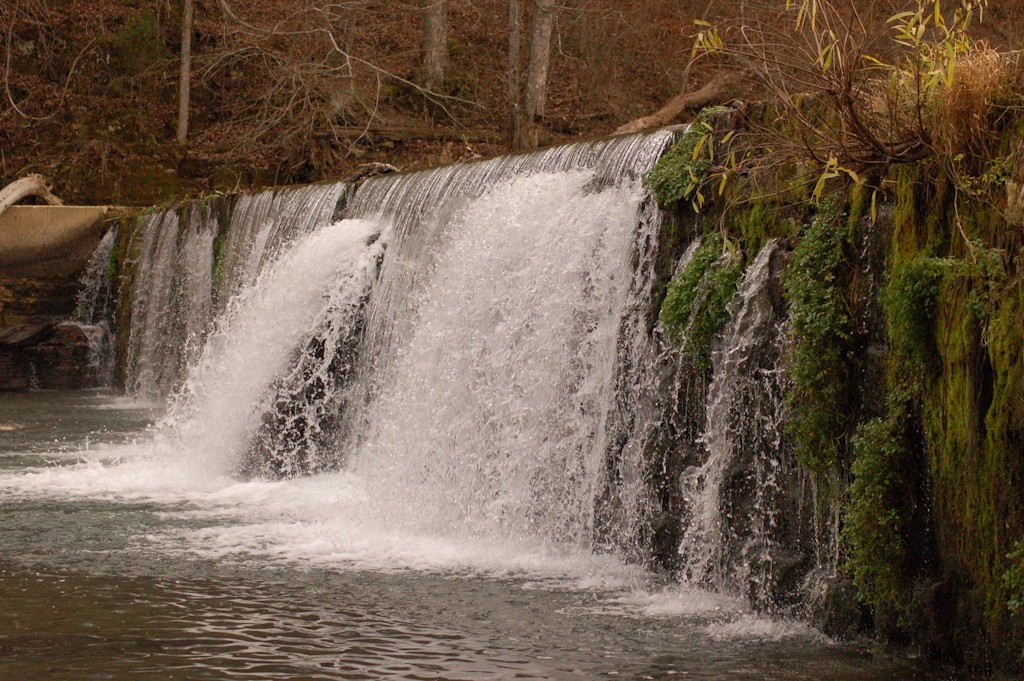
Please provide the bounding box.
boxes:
[1,393,962,680]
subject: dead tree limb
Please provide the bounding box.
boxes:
[613,74,744,135]
[0,174,64,218]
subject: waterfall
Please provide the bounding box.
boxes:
[160,219,385,477]
[125,209,188,397]
[324,132,676,544]
[75,226,118,325]
[116,130,820,612]
[116,132,675,549]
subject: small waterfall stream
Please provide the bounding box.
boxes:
[72,226,119,383]
[124,183,349,398]
[677,240,793,602]
[74,227,118,325]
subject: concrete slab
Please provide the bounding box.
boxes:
[0,205,112,277]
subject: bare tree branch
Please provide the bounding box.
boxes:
[0,174,64,218]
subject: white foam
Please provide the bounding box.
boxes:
[155,218,386,479]
[616,585,747,618]
[346,171,642,547]
[705,614,827,642]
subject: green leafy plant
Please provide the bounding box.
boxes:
[784,196,852,472]
[660,233,743,370]
[845,405,915,622]
[883,255,954,379]
[646,106,731,212]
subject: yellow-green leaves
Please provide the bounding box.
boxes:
[692,19,723,58]
[812,156,862,200]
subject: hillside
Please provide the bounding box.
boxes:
[6,0,1019,205]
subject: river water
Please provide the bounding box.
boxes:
[1,392,963,681]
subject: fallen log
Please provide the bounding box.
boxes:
[613,74,744,135]
[0,174,64,218]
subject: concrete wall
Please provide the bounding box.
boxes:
[0,205,111,278]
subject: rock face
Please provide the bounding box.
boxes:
[0,322,109,390]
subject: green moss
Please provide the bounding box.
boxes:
[684,253,743,370]
[659,234,742,370]
[728,200,775,260]
[646,106,730,210]
[845,399,916,624]
[883,255,954,381]
[212,221,230,295]
[113,213,146,388]
[916,248,1024,665]
[891,165,927,264]
[784,196,853,472]
[846,181,871,233]
[661,236,722,341]
[1008,541,1024,614]
[105,231,121,283]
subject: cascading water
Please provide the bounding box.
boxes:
[676,240,811,608]
[74,226,118,325]
[160,219,386,479]
[215,183,349,307]
[121,131,679,552]
[107,130,817,613]
[71,226,119,383]
[343,173,640,543]
[124,183,349,398]
[125,208,191,397]
[318,132,678,547]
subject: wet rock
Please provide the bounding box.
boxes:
[0,322,108,391]
[806,573,871,641]
[908,579,957,660]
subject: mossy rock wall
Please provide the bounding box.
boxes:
[649,104,1024,671]
[891,166,1024,667]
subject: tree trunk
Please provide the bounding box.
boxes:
[0,175,64,218]
[421,0,448,90]
[508,0,523,148]
[516,0,556,150]
[177,0,193,146]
